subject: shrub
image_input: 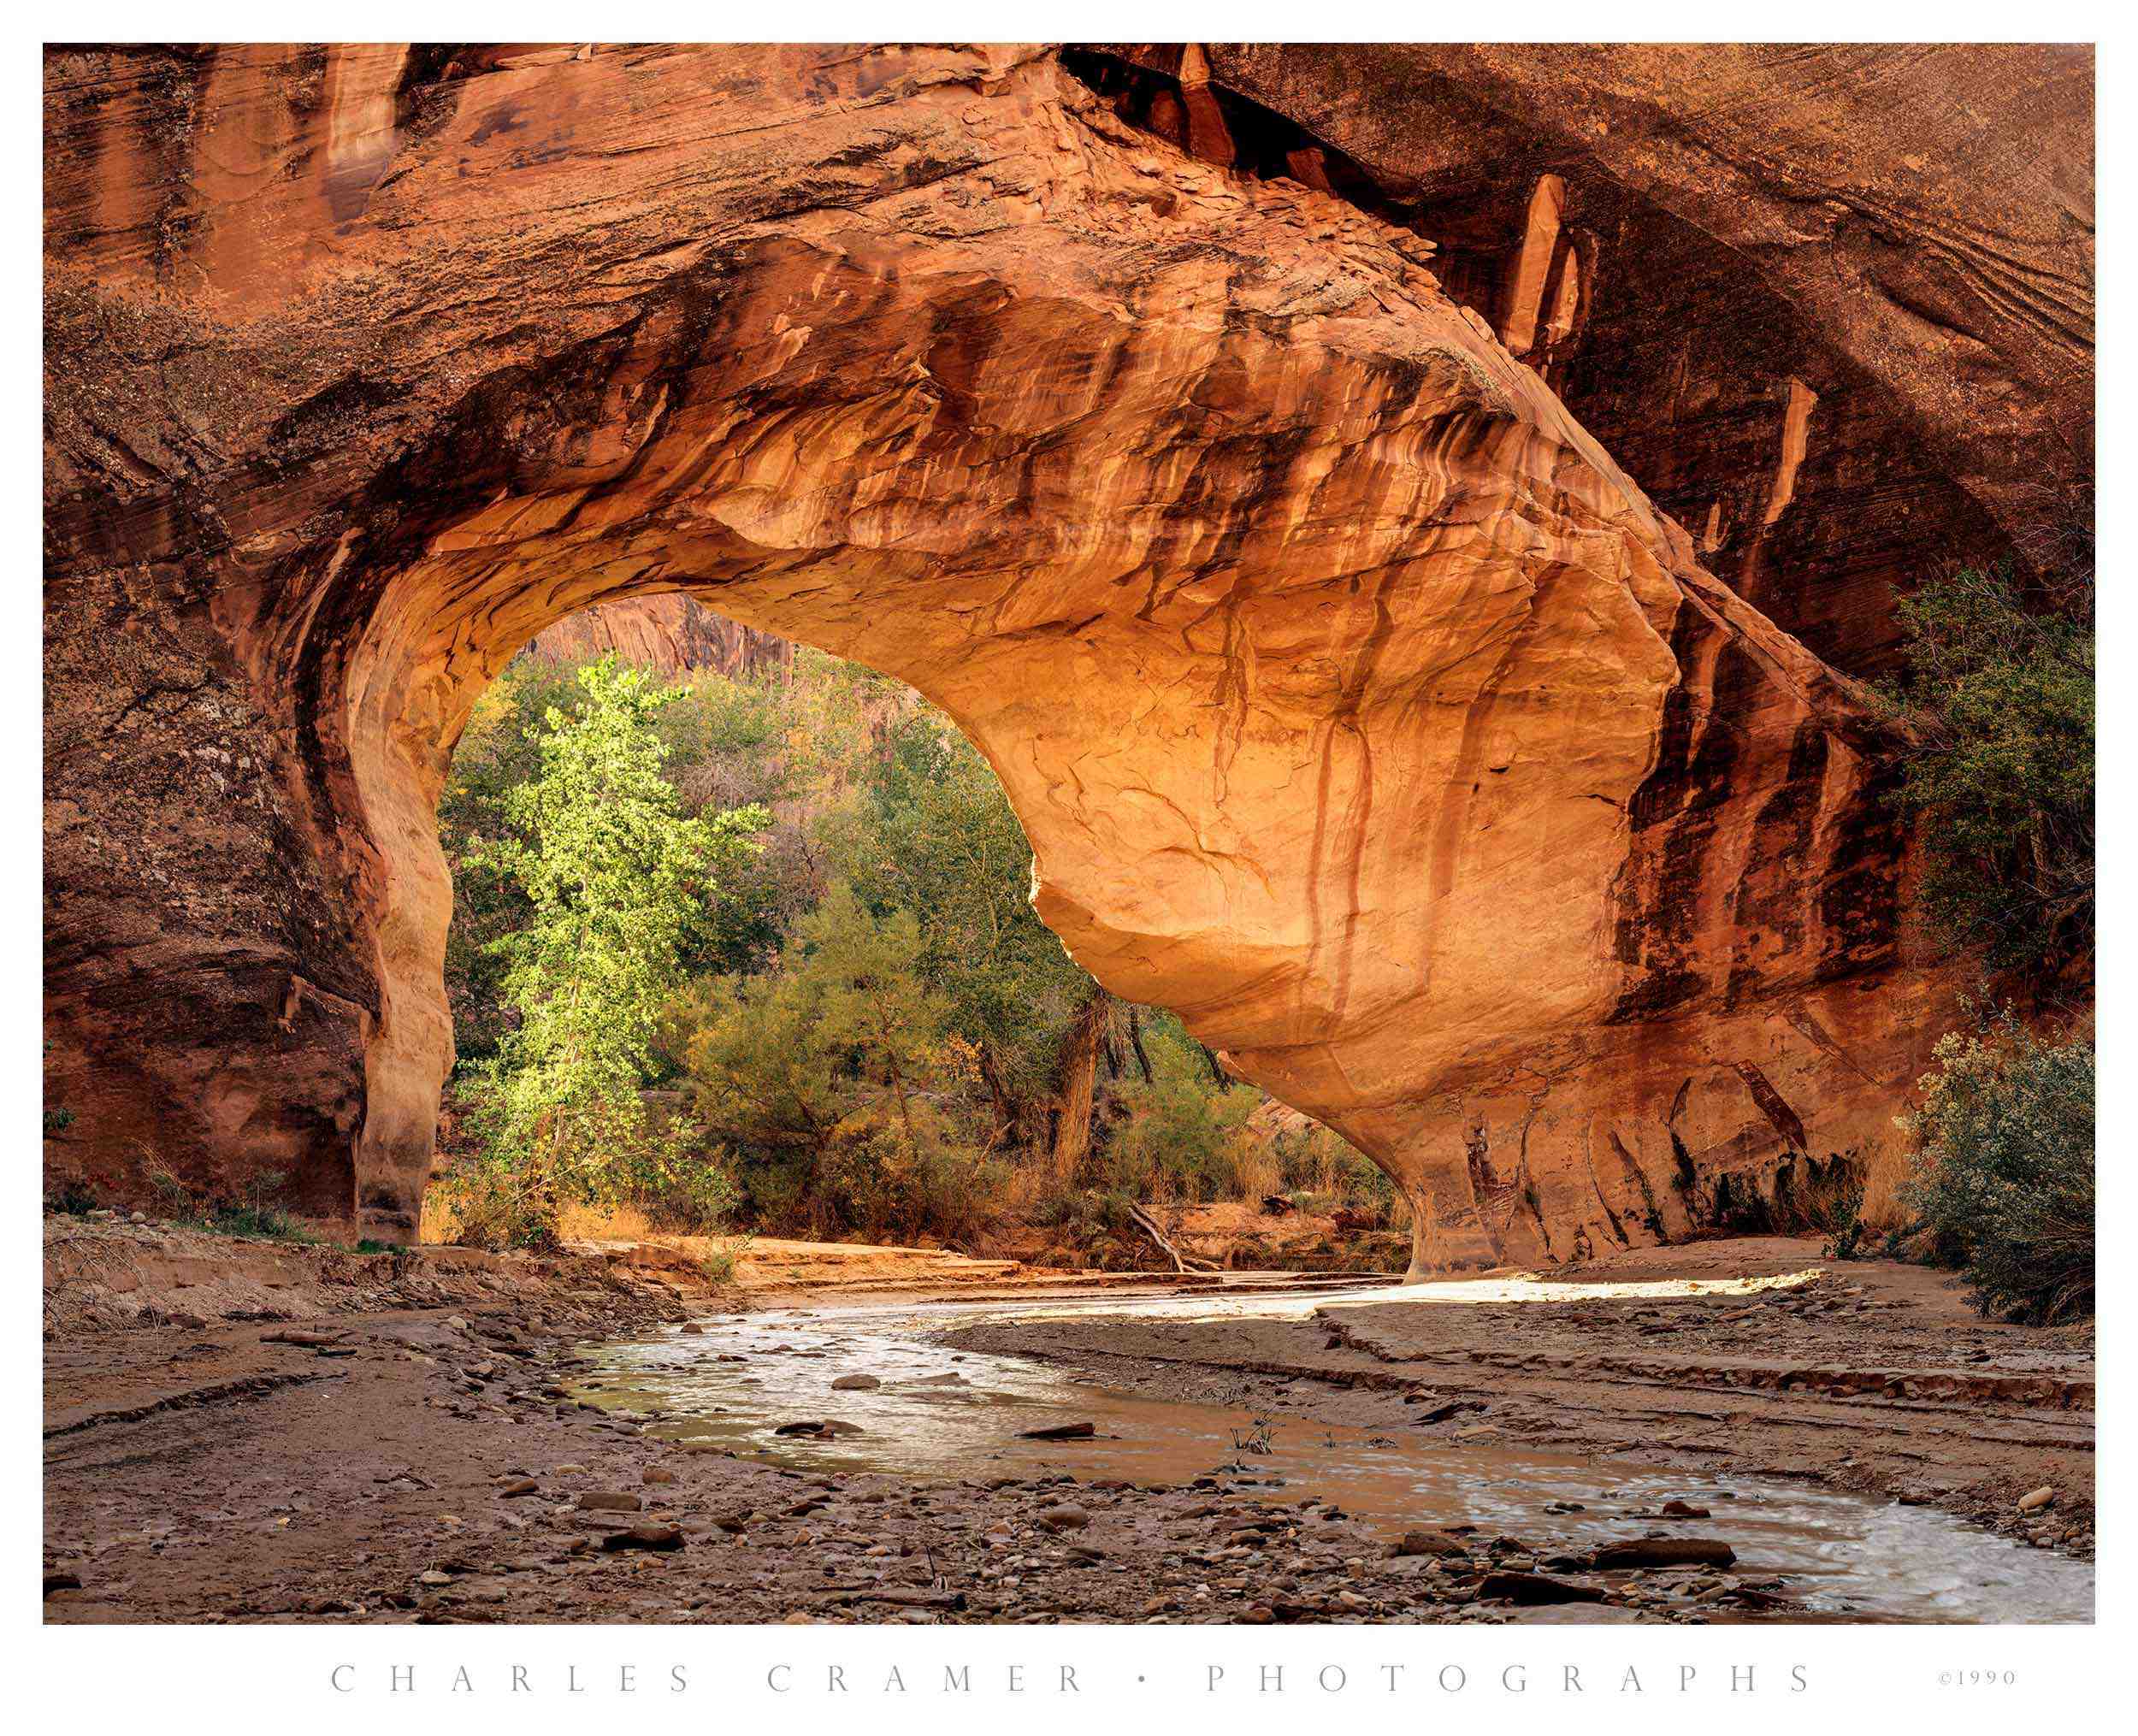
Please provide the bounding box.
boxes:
[1902,1015,2094,1324]
[1883,565,2094,975]
[1091,1014,1257,1202]
[671,886,1010,1245]
[1820,1194,1866,1262]
[127,1160,316,1243]
[1774,1153,1863,1240]
[1272,1122,1398,1215]
[44,1176,97,1215]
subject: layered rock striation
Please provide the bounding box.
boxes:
[44,44,2089,1263]
[525,593,794,679]
[1084,44,2095,675]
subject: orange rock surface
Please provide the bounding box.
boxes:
[1089,44,2096,674]
[43,44,2090,1266]
[525,593,793,679]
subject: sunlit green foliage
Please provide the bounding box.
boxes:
[438,659,588,1060]
[447,658,766,1246]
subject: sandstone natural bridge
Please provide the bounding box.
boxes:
[43,44,2094,1268]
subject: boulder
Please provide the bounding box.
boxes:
[601,1526,684,1553]
[1477,1570,1609,1606]
[1391,1530,1469,1559]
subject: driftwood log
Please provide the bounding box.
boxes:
[1126,1203,1221,1274]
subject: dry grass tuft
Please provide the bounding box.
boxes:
[1856,1141,1914,1234]
[1231,1143,1279,1205]
[556,1201,656,1242]
[418,1183,659,1247]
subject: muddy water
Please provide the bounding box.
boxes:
[573,1286,2094,1624]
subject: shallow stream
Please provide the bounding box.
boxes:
[572,1284,2094,1624]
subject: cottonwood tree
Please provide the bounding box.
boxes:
[453,657,767,1245]
[678,884,995,1241]
[818,708,1094,1148]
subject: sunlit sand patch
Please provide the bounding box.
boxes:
[959,1267,1824,1329]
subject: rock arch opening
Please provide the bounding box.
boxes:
[326,236,1937,1268]
[428,598,1345,1261]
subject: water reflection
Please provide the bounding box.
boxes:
[573,1290,2094,1625]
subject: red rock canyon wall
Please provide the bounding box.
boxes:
[43,44,2091,1266]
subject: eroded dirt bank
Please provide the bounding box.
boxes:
[44,1221,2090,1624]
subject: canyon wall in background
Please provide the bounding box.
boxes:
[525,593,794,679]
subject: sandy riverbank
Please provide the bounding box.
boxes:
[42,1219,2091,1623]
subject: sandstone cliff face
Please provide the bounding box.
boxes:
[525,593,794,679]
[1086,44,2095,676]
[44,44,2088,1264]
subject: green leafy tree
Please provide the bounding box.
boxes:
[1885,566,2094,975]
[819,709,1094,1134]
[451,657,767,1245]
[682,886,947,1150]
[437,658,589,1060]
[440,655,805,1057]
[677,884,1002,1241]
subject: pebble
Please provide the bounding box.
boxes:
[2018,1485,2057,1512]
[1592,1538,1737,1569]
[601,1526,684,1553]
[1391,1529,1468,1559]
